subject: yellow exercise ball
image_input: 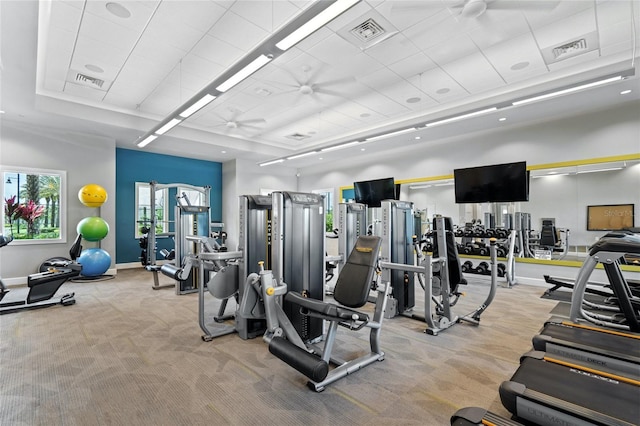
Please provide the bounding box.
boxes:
[78,183,108,208]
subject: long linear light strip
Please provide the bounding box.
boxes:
[576,167,624,174]
[260,159,285,167]
[137,135,157,148]
[365,127,416,142]
[287,151,318,160]
[275,0,360,51]
[425,107,497,128]
[155,118,183,135]
[512,76,623,106]
[321,141,361,152]
[216,54,273,93]
[179,94,217,118]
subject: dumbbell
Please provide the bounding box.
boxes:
[476,261,490,275]
[462,261,473,273]
[497,263,506,277]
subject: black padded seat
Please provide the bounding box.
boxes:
[589,234,640,256]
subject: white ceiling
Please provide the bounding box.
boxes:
[2,0,639,169]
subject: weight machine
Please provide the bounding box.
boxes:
[143,181,215,295]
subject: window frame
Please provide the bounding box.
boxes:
[135,182,169,238]
[1,166,67,245]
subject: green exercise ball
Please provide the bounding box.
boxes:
[77,216,109,242]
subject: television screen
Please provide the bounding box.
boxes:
[454,161,528,203]
[587,204,634,231]
[354,177,396,208]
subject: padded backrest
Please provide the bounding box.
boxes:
[333,235,382,308]
[432,217,464,288]
[540,223,557,247]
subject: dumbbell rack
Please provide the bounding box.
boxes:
[453,224,518,288]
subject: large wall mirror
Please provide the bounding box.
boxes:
[341,154,640,267]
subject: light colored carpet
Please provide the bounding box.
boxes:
[0,268,557,425]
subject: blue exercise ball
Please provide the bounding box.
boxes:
[78,248,111,277]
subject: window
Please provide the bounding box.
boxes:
[135,182,168,238]
[2,167,66,244]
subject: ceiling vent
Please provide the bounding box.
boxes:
[350,19,386,44]
[65,69,112,91]
[338,10,399,50]
[286,133,310,141]
[75,73,105,88]
[541,32,599,65]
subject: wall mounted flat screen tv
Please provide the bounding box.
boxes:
[354,177,396,208]
[587,204,635,231]
[454,161,528,203]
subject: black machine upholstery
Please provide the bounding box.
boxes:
[539,220,558,248]
[433,217,466,288]
[285,235,381,317]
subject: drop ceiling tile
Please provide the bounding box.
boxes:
[386,52,437,80]
[417,66,469,101]
[599,22,634,56]
[481,33,548,84]
[208,10,269,52]
[83,1,158,31]
[180,53,225,82]
[331,52,385,79]
[364,33,420,65]
[374,0,444,32]
[467,12,531,49]
[375,78,437,111]
[440,52,506,94]
[154,1,228,33]
[70,37,130,77]
[133,37,188,73]
[532,9,597,48]
[424,35,479,66]
[596,0,634,27]
[358,67,403,91]
[305,33,362,68]
[190,34,244,68]
[76,12,139,55]
[49,1,82,32]
[228,0,278,32]
[523,0,594,29]
[354,91,410,117]
[401,10,463,51]
[141,17,206,53]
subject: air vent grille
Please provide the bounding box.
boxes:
[350,19,386,43]
[553,39,587,60]
[286,133,310,141]
[75,73,105,88]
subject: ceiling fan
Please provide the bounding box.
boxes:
[266,64,355,104]
[208,110,266,134]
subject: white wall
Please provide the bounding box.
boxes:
[0,124,116,283]
[222,158,298,250]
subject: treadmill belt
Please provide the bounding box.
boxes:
[511,356,640,425]
[541,323,640,358]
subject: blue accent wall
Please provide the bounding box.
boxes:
[115,148,222,264]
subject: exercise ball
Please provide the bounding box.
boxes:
[78,183,108,207]
[78,248,111,277]
[77,216,109,242]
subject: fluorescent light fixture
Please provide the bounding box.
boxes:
[409,184,431,190]
[321,141,361,152]
[576,167,623,174]
[620,89,632,95]
[275,0,359,51]
[179,94,216,118]
[259,159,285,167]
[434,182,454,186]
[287,151,318,160]
[216,54,272,92]
[425,107,497,128]
[512,76,623,106]
[155,118,182,135]
[137,135,158,148]
[365,127,416,142]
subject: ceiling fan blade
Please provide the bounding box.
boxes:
[391,0,461,13]
[238,118,266,125]
[240,124,264,131]
[315,76,356,89]
[313,88,347,98]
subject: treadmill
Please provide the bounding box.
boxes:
[500,351,640,426]
[450,407,524,425]
[533,320,640,381]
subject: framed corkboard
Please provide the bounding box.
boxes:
[587,204,634,231]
